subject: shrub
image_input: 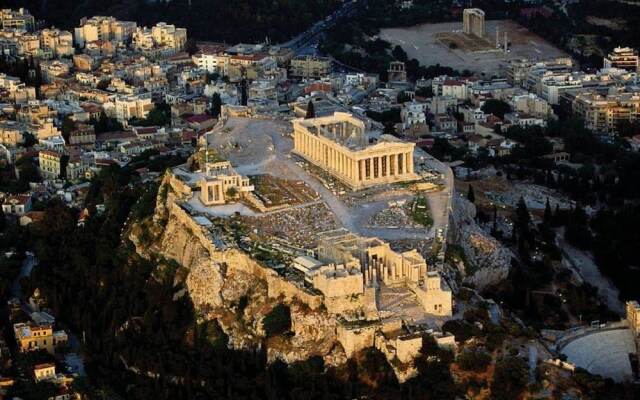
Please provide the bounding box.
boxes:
[458,348,491,372]
[490,356,528,400]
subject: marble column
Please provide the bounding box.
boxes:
[382,155,388,177]
[373,157,382,179]
[390,154,396,176]
[332,147,336,170]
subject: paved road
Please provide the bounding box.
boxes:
[282,0,365,54]
[557,235,623,315]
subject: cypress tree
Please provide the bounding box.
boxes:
[211,93,222,118]
[305,100,315,119]
[543,198,552,226]
[467,185,475,203]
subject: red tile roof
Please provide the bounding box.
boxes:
[185,114,214,124]
[39,150,61,158]
[4,194,31,205]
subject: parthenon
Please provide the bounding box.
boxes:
[292,112,419,190]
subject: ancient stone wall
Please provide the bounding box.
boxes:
[336,322,379,358]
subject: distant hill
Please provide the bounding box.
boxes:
[5,0,340,43]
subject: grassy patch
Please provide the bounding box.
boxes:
[409,195,433,227]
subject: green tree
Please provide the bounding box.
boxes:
[131,103,171,127]
[184,38,199,56]
[21,133,37,148]
[516,196,530,232]
[61,116,76,142]
[0,207,5,232]
[210,93,222,118]
[305,100,315,119]
[383,123,396,136]
[515,196,532,256]
[481,99,511,119]
[543,198,552,226]
[96,79,110,91]
[92,111,123,134]
[225,186,238,199]
[457,348,491,372]
[565,203,592,249]
[491,356,528,400]
[392,45,408,61]
[467,185,475,203]
[397,91,412,103]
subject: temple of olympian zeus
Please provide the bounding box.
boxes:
[292,112,419,190]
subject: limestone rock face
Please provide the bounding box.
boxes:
[266,303,343,364]
[130,172,344,366]
[450,196,511,289]
[185,259,224,309]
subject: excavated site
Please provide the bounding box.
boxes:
[125,115,514,381]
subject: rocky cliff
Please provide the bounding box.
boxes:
[449,196,512,289]
[129,173,347,366]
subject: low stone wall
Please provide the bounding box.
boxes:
[337,322,380,358]
[324,294,367,317]
[242,192,291,214]
[267,275,324,310]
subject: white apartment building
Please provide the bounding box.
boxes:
[104,94,154,124]
[0,73,22,92]
[40,60,71,82]
[512,93,552,118]
[539,73,584,105]
[572,91,640,134]
[132,23,187,56]
[431,76,469,100]
[203,82,239,105]
[40,29,74,58]
[74,16,137,48]
[603,47,639,73]
[0,8,35,31]
[193,52,229,75]
[401,101,427,130]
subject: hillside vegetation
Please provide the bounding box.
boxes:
[4,0,340,43]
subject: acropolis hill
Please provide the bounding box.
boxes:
[130,112,457,380]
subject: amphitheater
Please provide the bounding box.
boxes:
[560,327,636,382]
